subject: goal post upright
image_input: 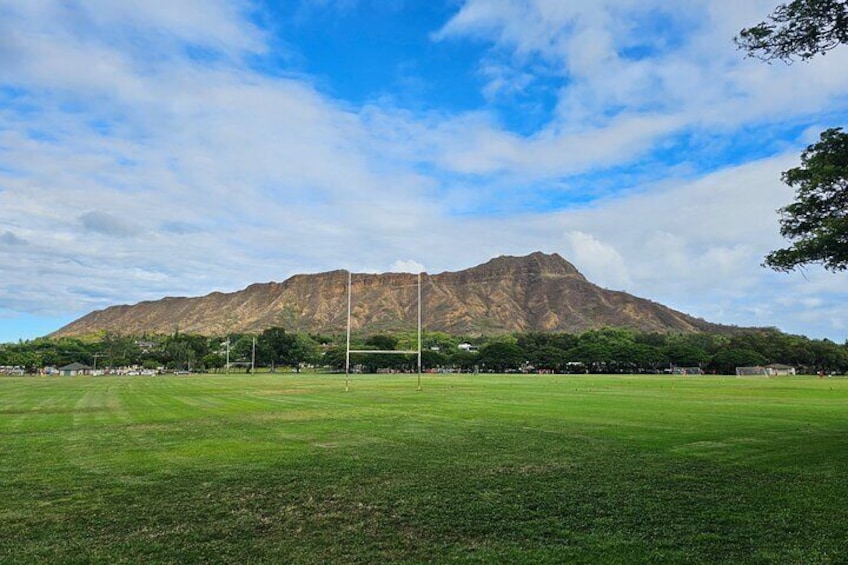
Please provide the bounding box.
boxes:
[417,271,422,391]
[344,269,423,391]
[345,270,352,393]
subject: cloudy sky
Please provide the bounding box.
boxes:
[1,0,847,343]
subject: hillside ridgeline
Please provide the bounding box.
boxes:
[52,252,726,337]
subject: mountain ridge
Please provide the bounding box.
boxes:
[52,252,731,337]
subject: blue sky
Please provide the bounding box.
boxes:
[1,0,848,343]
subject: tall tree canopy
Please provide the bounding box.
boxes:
[764,128,848,271]
[737,1,847,271]
[735,0,848,62]
[258,327,296,370]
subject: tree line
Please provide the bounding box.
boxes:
[1,327,847,375]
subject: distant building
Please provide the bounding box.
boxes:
[59,362,91,376]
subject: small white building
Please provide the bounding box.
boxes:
[765,364,796,376]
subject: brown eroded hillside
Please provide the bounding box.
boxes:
[52,252,724,337]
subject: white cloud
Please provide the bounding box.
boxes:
[562,231,632,289]
[558,156,795,297]
[432,0,848,175]
[390,260,426,274]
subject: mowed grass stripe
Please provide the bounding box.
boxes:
[0,374,846,564]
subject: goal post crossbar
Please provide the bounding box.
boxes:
[348,350,420,355]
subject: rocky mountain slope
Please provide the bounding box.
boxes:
[52,252,726,337]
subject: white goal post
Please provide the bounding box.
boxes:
[344,270,422,391]
[671,366,704,375]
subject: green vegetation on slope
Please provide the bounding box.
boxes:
[1,374,846,563]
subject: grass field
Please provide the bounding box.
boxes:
[1,373,847,564]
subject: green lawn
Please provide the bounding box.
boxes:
[1,373,846,564]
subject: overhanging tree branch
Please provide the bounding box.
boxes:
[735,0,848,62]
